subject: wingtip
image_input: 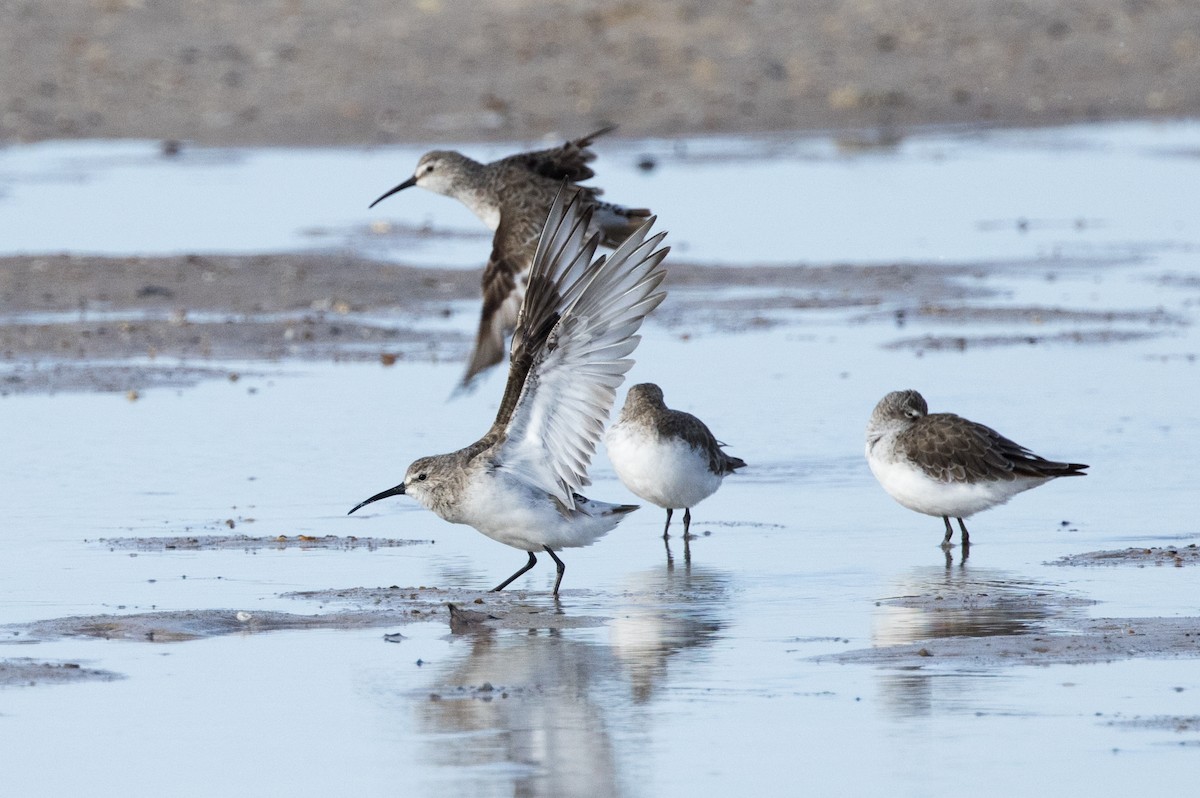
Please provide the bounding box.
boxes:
[580,123,618,143]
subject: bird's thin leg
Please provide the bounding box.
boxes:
[682,508,693,541]
[941,516,954,547]
[492,551,537,592]
[662,508,673,539]
[543,546,566,596]
[956,517,970,546]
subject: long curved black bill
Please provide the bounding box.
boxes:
[368,176,418,209]
[347,482,406,515]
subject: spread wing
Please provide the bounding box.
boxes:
[498,125,618,186]
[486,187,668,508]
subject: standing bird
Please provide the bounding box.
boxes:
[606,383,747,541]
[349,190,669,596]
[369,126,652,390]
[865,389,1088,546]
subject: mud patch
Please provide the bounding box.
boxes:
[1106,715,1200,733]
[814,573,1200,667]
[861,304,1184,327]
[0,255,1008,393]
[0,363,259,395]
[884,329,1162,353]
[11,609,401,643]
[285,586,608,631]
[1051,545,1200,567]
[817,616,1200,668]
[95,534,434,552]
[0,658,122,687]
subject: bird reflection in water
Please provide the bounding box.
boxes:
[608,565,730,703]
[870,564,1088,718]
[417,629,624,798]
[413,567,730,795]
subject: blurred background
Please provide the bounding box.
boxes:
[3,0,1199,146]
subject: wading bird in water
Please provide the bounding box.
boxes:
[866,389,1088,548]
[350,189,669,595]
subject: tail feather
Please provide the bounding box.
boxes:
[722,454,748,474]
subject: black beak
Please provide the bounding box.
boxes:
[347,482,406,515]
[368,176,418,209]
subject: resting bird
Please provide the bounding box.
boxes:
[606,383,746,541]
[865,389,1088,546]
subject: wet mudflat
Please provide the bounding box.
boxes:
[1,124,1199,796]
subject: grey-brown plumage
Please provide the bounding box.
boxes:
[866,389,1088,546]
[349,189,668,595]
[606,383,747,540]
[618,384,746,476]
[369,126,651,390]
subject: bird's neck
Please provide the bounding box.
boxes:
[446,162,501,231]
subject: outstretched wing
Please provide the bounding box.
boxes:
[499,125,618,186]
[487,188,668,508]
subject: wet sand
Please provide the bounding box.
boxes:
[2,1,1198,145]
[815,575,1200,668]
[0,251,1174,394]
[0,658,121,688]
[1052,545,1200,568]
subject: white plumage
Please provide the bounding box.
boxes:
[606,383,746,541]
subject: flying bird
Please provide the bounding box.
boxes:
[369,126,651,390]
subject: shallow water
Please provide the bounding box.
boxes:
[2,123,1199,796]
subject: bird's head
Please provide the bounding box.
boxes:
[347,456,445,516]
[868,389,928,434]
[368,150,467,208]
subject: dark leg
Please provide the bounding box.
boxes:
[956,517,970,546]
[941,516,954,547]
[492,551,537,592]
[682,508,693,540]
[662,508,673,539]
[543,546,566,596]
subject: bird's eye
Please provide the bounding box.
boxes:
[424,164,435,173]
[417,473,428,481]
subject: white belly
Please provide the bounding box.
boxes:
[606,425,722,510]
[454,470,625,551]
[866,444,1045,518]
